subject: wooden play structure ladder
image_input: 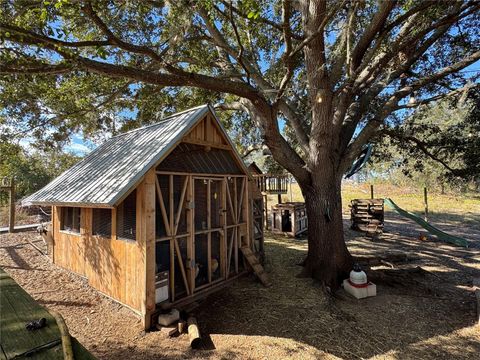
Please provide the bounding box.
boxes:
[240,247,272,287]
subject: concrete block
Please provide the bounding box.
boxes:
[158,308,180,326]
[343,279,376,299]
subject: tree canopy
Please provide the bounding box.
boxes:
[1,0,479,285]
[1,1,478,174]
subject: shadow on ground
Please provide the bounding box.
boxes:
[1,210,479,360]
[187,214,480,359]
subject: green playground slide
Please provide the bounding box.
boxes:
[384,198,469,248]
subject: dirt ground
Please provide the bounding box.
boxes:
[1,213,479,360]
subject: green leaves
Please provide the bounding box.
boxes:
[243,0,261,20]
[247,10,260,20]
[95,46,108,60]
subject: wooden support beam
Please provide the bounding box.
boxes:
[226,181,236,225]
[237,178,245,223]
[186,175,195,295]
[220,178,227,278]
[226,229,235,278]
[234,179,238,274]
[177,138,231,150]
[143,169,156,329]
[156,171,245,177]
[243,179,250,249]
[264,195,269,230]
[207,180,212,284]
[169,175,175,302]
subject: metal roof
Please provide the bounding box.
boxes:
[23,105,213,207]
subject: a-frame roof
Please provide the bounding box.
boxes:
[247,161,263,175]
[23,105,248,208]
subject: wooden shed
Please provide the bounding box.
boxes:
[23,105,266,329]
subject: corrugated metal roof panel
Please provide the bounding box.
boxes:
[22,105,209,207]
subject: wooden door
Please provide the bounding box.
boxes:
[193,177,225,290]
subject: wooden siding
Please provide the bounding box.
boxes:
[51,170,156,320]
[183,113,228,148]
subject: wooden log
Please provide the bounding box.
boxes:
[178,320,186,333]
[49,309,74,360]
[156,324,178,336]
[187,317,202,349]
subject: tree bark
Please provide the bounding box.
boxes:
[298,168,353,289]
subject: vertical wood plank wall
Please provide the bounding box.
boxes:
[51,169,156,326]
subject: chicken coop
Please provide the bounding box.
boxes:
[271,202,308,237]
[23,105,267,329]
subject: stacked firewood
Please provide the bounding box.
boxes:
[350,199,384,234]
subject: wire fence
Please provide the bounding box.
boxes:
[0,204,51,229]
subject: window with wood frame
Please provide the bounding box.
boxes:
[116,190,136,241]
[60,207,81,233]
[92,208,112,237]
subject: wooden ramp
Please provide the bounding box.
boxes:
[0,268,95,360]
[240,247,272,287]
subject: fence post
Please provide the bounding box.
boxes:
[9,178,15,233]
[424,187,429,222]
[264,194,269,230]
[370,184,374,199]
[289,176,293,202]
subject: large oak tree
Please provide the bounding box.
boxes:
[1,0,479,287]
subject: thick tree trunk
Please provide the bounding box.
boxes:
[298,170,353,289]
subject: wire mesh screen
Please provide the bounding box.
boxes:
[156,175,170,237]
[194,179,208,230]
[236,178,245,223]
[156,142,243,174]
[210,180,222,228]
[92,208,112,237]
[226,178,235,225]
[60,207,80,233]
[173,176,188,234]
[155,175,189,237]
[174,236,188,297]
[116,190,136,241]
[211,231,222,281]
[195,233,209,287]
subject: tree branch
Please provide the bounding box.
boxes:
[0,63,72,75]
[1,22,110,47]
[216,0,304,40]
[291,0,347,59]
[349,0,397,73]
[383,129,459,174]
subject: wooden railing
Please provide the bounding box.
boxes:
[252,174,289,194]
